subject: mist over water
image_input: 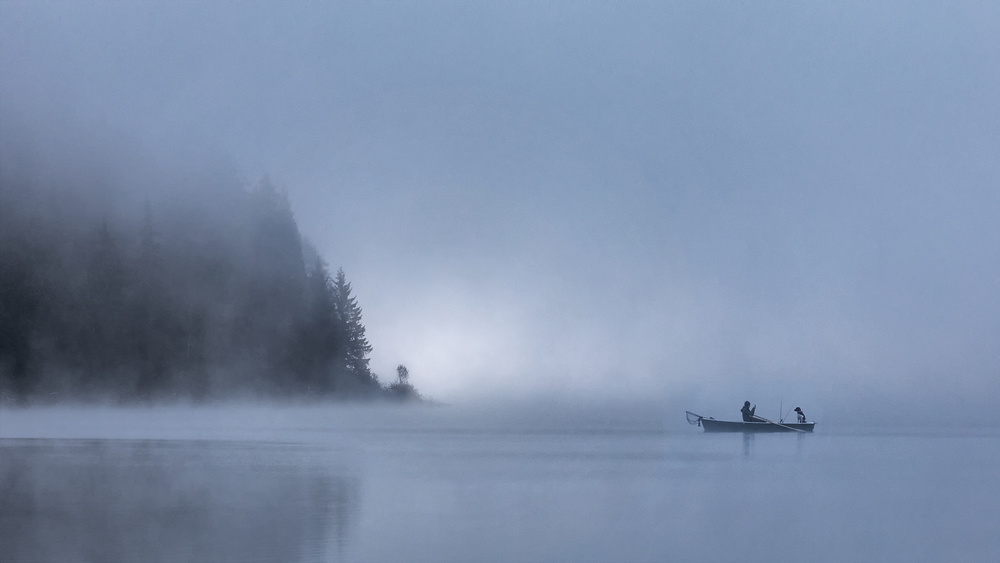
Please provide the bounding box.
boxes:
[3,2,1000,560]
[2,404,997,563]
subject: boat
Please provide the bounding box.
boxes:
[686,411,815,433]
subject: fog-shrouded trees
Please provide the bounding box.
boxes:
[331,268,375,391]
[291,260,380,397]
[0,158,405,402]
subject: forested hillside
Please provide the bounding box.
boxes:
[0,130,406,403]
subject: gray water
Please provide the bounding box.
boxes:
[1,405,997,563]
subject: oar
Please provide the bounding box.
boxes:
[752,415,806,433]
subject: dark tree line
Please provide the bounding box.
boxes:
[0,156,412,402]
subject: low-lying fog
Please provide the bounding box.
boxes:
[2,403,997,563]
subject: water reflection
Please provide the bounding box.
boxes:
[0,439,357,563]
[742,432,754,457]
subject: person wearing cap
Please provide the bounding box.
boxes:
[740,401,758,422]
[794,407,807,423]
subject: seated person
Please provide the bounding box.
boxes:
[794,407,807,423]
[740,401,758,422]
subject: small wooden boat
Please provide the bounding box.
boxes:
[686,411,815,433]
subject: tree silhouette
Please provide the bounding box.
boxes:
[0,153,420,401]
[388,364,418,400]
[332,268,375,392]
[290,257,342,394]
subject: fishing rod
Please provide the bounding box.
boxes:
[781,400,798,424]
[752,414,806,433]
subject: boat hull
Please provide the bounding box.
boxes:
[699,419,815,433]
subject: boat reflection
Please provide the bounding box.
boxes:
[742,432,754,458]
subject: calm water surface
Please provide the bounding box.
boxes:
[1,405,997,562]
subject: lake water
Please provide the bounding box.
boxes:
[1,404,997,563]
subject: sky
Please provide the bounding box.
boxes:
[2,1,998,408]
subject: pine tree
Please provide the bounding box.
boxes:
[331,268,374,389]
[294,257,342,394]
[241,174,308,390]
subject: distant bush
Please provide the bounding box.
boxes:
[385,364,421,401]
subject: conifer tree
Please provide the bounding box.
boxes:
[331,268,373,387]
[295,257,342,393]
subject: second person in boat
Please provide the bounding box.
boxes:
[740,401,758,422]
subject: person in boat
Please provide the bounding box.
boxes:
[740,401,758,422]
[794,407,806,423]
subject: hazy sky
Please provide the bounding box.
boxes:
[2,1,998,405]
